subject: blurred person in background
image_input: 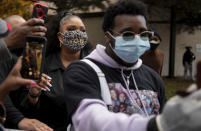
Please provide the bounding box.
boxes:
[183,46,196,80]
[141,29,164,75]
[5,15,26,57]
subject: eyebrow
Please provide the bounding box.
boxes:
[119,27,148,34]
[119,27,133,33]
[139,28,147,33]
[66,25,86,29]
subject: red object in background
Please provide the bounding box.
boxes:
[196,61,201,89]
[6,23,12,31]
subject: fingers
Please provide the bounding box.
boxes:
[32,119,53,131]
[28,26,47,37]
[23,18,47,37]
[39,76,50,91]
[35,123,53,131]
[30,32,46,37]
[28,74,52,93]
[30,25,47,33]
[25,18,44,26]
[42,74,52,84]
[18,77,36,87]
[42,74,52,80]
[30,84,48,92]
[41,74,52,87]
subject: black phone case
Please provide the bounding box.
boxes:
[32,3,48,22]
[21,36,47,81]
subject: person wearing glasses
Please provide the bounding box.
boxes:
[141,29,164,75]
[63,0,166,131]
[63,1,201,130]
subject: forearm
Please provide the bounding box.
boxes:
[72,99,153,131]
[0,39,11,61]
[4,97,24,129]
[0,83,10,102]
[3,37,13,49]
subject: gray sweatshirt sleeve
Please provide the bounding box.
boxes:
[0,39,11,61]
[72,99,154,131]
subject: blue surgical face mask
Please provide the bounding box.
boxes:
[113,35,150,63]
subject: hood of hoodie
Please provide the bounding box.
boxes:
[86,44,142,70]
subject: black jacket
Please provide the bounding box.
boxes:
[182,50,196,65]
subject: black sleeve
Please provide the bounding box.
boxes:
[10,87,40,118]
[147,117,159,131]
[0,56,25,129]
[4,96,24,129]
[63,61,102,121]
[0,39,12,62]
[156,76,166,113]
[0,55,17,83]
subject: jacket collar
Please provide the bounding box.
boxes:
[46,53,66,72]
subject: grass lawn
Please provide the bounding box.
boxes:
[162,77,194,100]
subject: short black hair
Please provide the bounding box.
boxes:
[102,0,148,32]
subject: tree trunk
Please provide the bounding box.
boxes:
[168,6,176,78]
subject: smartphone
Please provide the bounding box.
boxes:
[21,36,47,81]
[32,3,48,21]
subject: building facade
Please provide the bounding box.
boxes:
[41,0,201,77]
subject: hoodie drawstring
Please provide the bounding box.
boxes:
[121,69,149,117]
[131,70,149,116]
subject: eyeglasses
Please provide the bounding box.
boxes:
[113,30,154,41]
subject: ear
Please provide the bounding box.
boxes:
[105,31,115,48]
[57,32,63,42]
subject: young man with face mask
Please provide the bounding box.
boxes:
[141,29,164,75]
[64,0,166,130]
[64,1,201,131]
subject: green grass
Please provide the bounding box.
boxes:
[163,77,194,100]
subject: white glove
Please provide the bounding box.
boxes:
[156,89,201,131]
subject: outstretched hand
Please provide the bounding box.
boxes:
[0,57,36,102]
